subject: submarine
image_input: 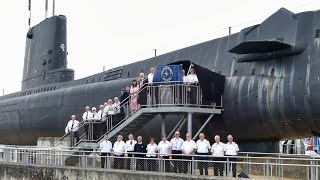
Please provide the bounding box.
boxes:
[1,7,320,152]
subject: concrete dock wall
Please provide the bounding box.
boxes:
[0,162,226,180]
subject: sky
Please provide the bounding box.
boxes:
[0,0,320,95]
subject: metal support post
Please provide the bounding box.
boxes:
[187,113,192,134]
[161,114,166,136]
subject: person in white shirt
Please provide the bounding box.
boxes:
[113,135,125,169]
[224,135,239,177]
[65,115,80,146]
[82,106,93,140]
[104,99,115,134]
[105,99,115,115]
[113,97,120,114]
[91,107,99,140]
[211,135,225,176]
[157,134,171,172]
[181,133,196,174]
[195,133,211,175]
[125,134,137,170]
[182,69,188,84]
[186,68,199,105]
[170,131,184,173]
[148,67,155,84]
[147,67,158,105]
[146,137,158,171]
[97,105,104,138]
[101,102,108,134]
[112,97,121,132]
[100,134,112,168]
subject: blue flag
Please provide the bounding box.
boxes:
[153,65,183,84]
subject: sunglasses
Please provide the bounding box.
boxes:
[175,134,180,135]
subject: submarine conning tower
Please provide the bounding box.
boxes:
[21,15,74,90]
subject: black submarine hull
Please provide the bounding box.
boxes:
[1,8,320,151]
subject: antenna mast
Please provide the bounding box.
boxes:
[45,0,48,19]
[28,0,32,28]
[52,0,55,16]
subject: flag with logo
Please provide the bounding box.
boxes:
[153,65,183,84]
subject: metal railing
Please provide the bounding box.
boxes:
[1,146,320,179]
[53,83,220,147]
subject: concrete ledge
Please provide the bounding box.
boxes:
[0,162,230,180]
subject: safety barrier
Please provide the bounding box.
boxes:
[1,146,319,179]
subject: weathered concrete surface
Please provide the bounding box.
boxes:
[0,162,231,180]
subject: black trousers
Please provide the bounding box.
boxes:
[213,157,225,176]
[146,156,157,171]
[84,124,89,139]
[69,131,79,147]
[93,121,100,140]
[113,155,124,169]
[226,155,237,177]
[135,156,145,171]
[138,88,148,107]
[101,121,107,135]
[162,156,170,172]
[126,152,134,170]
[197,153,209,175]
[101,153,109,168]
[96,121,102,138]
[188,86,197,105]
[172,150,182,173]
[182,156,192,174]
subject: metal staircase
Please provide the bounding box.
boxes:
[52,83,223,165]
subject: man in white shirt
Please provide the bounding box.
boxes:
[97,105,104,138]
[170,131,184,173]
[113,97,120,114]
[113,97,121,131]
[146,137,158,171]
[157,134,171,172]
[91,107,99,140]
[211,135,225,176]
[186,68,199,105]
[82,106,93,140]
[101,102,108,135]
[182,69,188,84]
[125,134,137,170]
[181,133,196,174]
[65,115,80,147]
[105,99,115,115]
[147,67,158,105]
[148,67,155,83]
[224,135,239,177]
[195,133,211,175]
[113,134,125,169]
[104,99,114,134]
[100,134,112,168]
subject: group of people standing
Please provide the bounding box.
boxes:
[99,132,239,177]
[65,65,200,145]
[65,97,121,145]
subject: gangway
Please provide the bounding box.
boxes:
[52,83,223,165]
